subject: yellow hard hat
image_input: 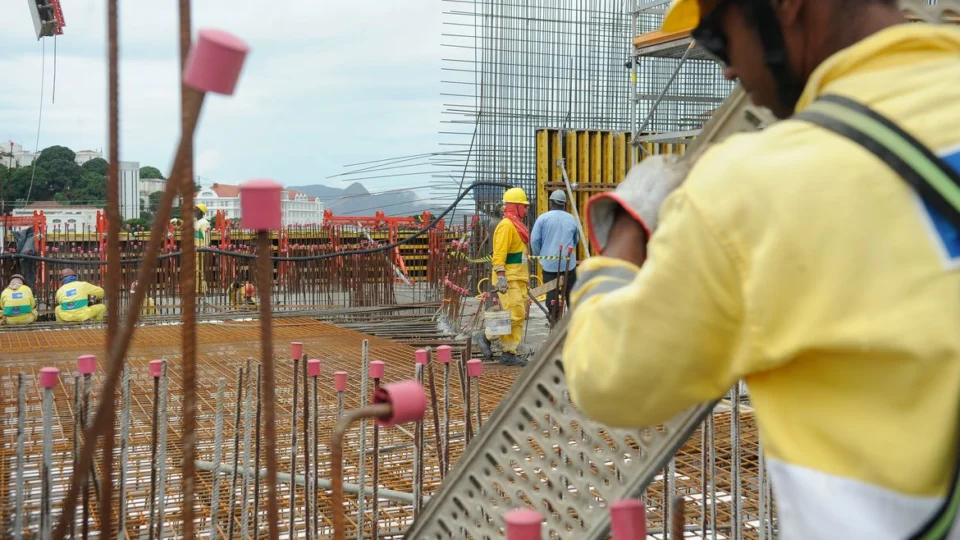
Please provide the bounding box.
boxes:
[196,203,208,215]
[662,0,700,33]
[502,187,530,206]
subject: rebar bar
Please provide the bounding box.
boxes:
[226,366,243,540]
[14,373,25,540]
[257,229,281,538]
[303,357,312,540]
[156,361,170,539]
[118,366,130,540]
[356,340,370,539]
[41,381,55,540]
[289,356,300,536]
[252,365,263,537]
[240,359,254,539]
[208,377,226,539]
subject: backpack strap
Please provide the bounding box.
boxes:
[794,93,960,540]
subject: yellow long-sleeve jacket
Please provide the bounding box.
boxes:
[1,285,37,323]
[56,280,105,323]
[491,218,529,283]
[564,24,960,539]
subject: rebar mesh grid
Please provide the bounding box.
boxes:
[439,0,635,213]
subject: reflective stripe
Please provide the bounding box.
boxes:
[3,306,25,316]
[506,252,524,264]
[574,277,631,305]
[573,265,638,292]
[60,298,89,311]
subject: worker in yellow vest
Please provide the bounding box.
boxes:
[195,203,211,294]
[130,280,157,316]
[563,1,960,538]
[55,268,106,323]
[475,187,531,367]
[1,274,38,325]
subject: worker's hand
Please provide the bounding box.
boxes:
[496,275,509,294]
[585,154,689,257]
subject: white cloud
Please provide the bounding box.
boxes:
[0,1,448,192]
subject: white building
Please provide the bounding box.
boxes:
[196,183,325,226]
[118,161,141,219]
[2,142,103,168]
[12,201,100,232]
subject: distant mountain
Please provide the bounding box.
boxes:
[289,182,464,218]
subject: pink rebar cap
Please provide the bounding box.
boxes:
[39,367,60,389]
[77,355,96,375]
[307,359,321,377]
[415,349,428,365]
[504,509,543,540]
[437,345,452,364]
[334,371,348,392]
[240,179,283,230]
[149,359,164,378]
[610,499,646,540]
[467,359,483,378]
[373,380,427,427]
[290,342,304,360]
[183,29,249,95]
[369,360,385,379]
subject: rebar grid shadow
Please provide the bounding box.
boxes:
[0,318,521,538]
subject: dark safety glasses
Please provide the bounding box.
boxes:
[691,0,737,65]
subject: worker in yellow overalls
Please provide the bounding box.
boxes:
[1,274,38,325]
[475,187,530,367]
[130,280,157,315]
[228,278,257,310]
[55,268,106,323]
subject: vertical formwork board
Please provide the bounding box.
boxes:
[534,128,693,262]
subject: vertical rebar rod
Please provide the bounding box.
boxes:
[148,373,160,540]
[356,340,370,539]
[14,374,25,540]
[413,363,424,516]
[731,384,742,540]
[208,377,226,539]
[442,362,451,476]
[313,375,320,536]
[700,421,708,540]
[290,356,300,537]
[473,376,481,430]
[41,385,54,540]
[118,367,130,540]
[82,372,91,540]
[372,376,382,540]
[427,356,444,478]
[464,364,473,445]
[156,362,170,539]
[664,458,675,540]
[303,357,312,540]
[177,0,198,530]
[103,0,121,534]
[73,377,80,540]
[240,362,253,539]
[758,440,766,540]
[226,367,244,540]
[257,229,281,539]
[253,365,263,537]
[708,411,717,540]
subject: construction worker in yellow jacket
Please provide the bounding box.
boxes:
[55,268,106,323]
[476,187,531,367]
[1,274,37,325]
[195,203,211,294]
[129,280,157,316]
[564,1,960,538]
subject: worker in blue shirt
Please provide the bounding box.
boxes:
[530,190,580,320]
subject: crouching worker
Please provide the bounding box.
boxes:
[1,274,38,325]
[56,268,106,323]
[228,279,257,310]
[130,280,157,316]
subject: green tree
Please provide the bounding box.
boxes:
[35,145,76,167]
[140,166,164,179]
[82,157,109,176]
[8,166,49,201]
[36,158,84,200]
[148,191,164,214]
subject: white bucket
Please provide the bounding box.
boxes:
[484,309,512,336]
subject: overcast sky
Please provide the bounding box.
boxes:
[0,1,447,191]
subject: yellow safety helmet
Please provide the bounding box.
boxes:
[196,203,208,215]
[502,187,530,206]
[662,0,700,33]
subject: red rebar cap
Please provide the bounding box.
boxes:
[369,360,385,379]
[77,354,96,375]
[334,371,348,392]
[39,367,60,389]
[240,179,283,230]
[504,509,543,540]
[610,499,646,540]
[373,380,427,427]
[149,359,164,378]
[307,359,321,377]
[467,359,483,378]
[290,341,304,360]
[183,29,249,95]
[437,345,452,364]
[415,349,428,365]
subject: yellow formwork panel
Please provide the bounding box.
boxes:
[535,128,693,260]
